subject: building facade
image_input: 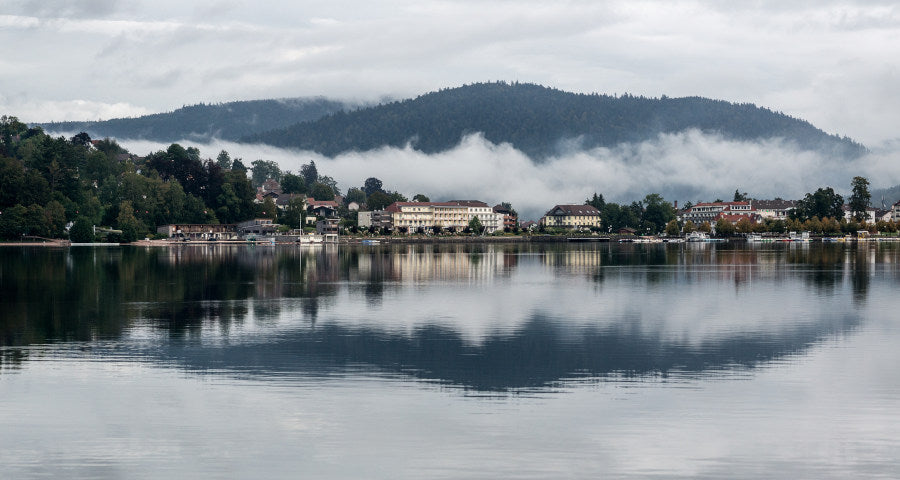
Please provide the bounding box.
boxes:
[539,205,602,229]
[385,200,504,233]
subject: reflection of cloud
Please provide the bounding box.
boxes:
[114,132,900,221]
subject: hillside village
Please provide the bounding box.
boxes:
[2,117,898,244]
[155,175,900,243]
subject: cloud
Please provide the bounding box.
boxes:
[5,0,900,148]
[111,132,900,221]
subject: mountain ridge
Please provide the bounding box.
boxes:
[39,97,350,143]
[242,82,867,159]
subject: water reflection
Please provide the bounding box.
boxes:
[2,242,899,391]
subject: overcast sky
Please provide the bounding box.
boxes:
[3,0,900,147]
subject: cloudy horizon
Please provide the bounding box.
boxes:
[3,1,900,149]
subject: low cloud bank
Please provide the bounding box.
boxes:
[115,131,900,221]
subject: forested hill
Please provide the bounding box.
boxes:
[39,97,348,142]
[243,82,866,159]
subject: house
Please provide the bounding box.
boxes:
[842,205,877,224]
[237,218,278,236]
[682,201,755,225]
[316,217,339,235]
[493,204,518,230]
[307,199,339,219]
[157,224,237,240]
[892,200,900,222]
[358,210,393,231]
[753,199,796,220]
[385,200,504,233]
[539,205,601,230]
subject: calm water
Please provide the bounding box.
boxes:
[2,242,899,479]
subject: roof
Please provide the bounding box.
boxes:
[753,199,796,210]
[544,204,601,216]
[307,200,338,208]
[385,200,491,212]
[717,213,755,223]
[693,201,750,207]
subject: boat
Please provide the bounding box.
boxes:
[686,231,708,242]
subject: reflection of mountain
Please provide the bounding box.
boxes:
[2,243,894,390]
[95,310,861,392]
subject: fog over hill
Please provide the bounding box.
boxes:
[40,82,893,220]
[115,131,899,222]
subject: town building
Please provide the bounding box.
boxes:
[842,205,877,224]
[493,204,518,230]
[358,210,393,231]
[753,199,796,220]
[385,200,504,233]
[681,201,755,225]
[237,218,278,236]
[539,205,602,230]
[156,224,237,241]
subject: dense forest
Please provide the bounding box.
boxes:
[40,97,349,142]
[0,115,275,242]
[243,82,867,159]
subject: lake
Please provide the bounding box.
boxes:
[2,242,899,479]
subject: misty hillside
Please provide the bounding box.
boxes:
[243,82,867,159]
[39,97,349,142]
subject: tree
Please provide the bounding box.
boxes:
[363,177,384,196]
[281,172,305,194]
[733,189,749,202]
[300,161,318,186]
[849,176,871,222]
[586,192,605,210]
[715,218,735,236]
[683,220,697,234]
[215,150,232,170]
[664,220,681,236]
[468,215,484,234]
[69,217,94,243]
[232,159,247,172]
[281,196,306,229]
[345,187,367,205]
[71,132,92,147]
[366,191,393,210]
[256,197,277,220]
[794,187,844,221]
[412,193,430,202]
[642,193,675,234]
[116,200,143,242]
[699,221,712,233]
[309,182,335,201]
[735,217,754,234]
[250,159,282,188]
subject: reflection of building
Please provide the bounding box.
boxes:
[539,205,601,229]
[157,224,237,240]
